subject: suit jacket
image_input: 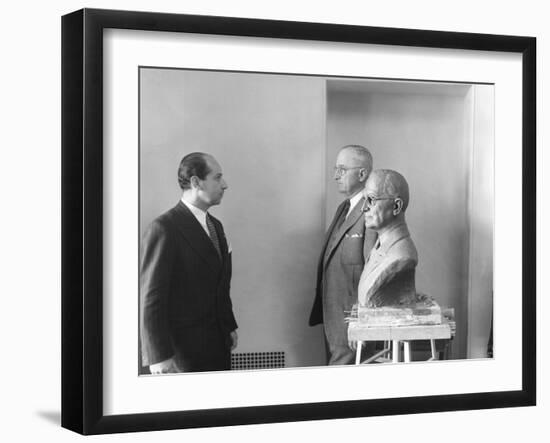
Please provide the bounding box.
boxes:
[309,197,377,326]
[140,201,237,368]
[357,222,418,307]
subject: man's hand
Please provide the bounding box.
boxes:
[229,330,238,351]
[149,357,178,374]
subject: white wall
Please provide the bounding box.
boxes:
[2,2,547,443]
[467,85,495,358]
[140,69,327,367]
[140,71,494,367]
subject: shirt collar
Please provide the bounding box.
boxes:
[181,197,208,225]
[348,192,363,212]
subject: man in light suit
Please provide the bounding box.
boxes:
[309,145,377,365]
[140,152,238,374]
[357,169,418,307]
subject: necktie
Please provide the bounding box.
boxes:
[206,214,221,258]
[323,199,351,262]
[335,199,350,231]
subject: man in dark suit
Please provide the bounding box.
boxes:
[309,145,377,365]
[140,152,238,374]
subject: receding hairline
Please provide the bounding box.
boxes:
[369,169,410,209]
[185,152,217,170]
[339,144,373,168]
[177,152,218,189]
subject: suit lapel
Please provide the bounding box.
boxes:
[339,197,364,234]
[318,200,348,269]
[323,197,365,267]
[172,202,222,272]
[365,239,382,273]
[365,224,410,272]
[209,214,229,266]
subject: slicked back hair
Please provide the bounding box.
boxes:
[341,144,373,176]
[177,152,212,190]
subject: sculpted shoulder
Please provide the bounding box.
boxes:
[388,236,418,265]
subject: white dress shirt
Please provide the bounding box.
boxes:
[181,198,210,236]
[346,192,364,218]
[181,198,232,252]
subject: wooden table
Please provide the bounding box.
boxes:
[348,321,452,364]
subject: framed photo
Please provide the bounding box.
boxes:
[61,8,536,435]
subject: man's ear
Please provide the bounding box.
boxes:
[190,176,201,189]
[359,168,368,182]
[393,198,404,215]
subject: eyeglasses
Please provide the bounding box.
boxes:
[361,195,396,211]
[333,166,362,178]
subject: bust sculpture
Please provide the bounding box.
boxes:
[357,169,418,307]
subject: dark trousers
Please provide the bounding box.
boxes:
[173,327,231,372]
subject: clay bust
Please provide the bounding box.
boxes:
[357,169,418,307]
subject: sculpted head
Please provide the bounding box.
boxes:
[361,169,410,231]
[333,145,373,197]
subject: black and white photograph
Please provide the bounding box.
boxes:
[138,68,494,375]
[3,0,547,441]
[57,4,537,437]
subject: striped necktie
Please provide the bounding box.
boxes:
[206,214,221,258]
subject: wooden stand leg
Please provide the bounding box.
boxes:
[403,341,411,363]
[392,340,400,363]
[355,341,363,365]
[430,339,437,360]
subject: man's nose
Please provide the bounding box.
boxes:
[221,179,228,189]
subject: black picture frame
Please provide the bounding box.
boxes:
[61,8,536,435]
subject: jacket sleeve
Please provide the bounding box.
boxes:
[221,251,238,333]
[216,221,238,334]
[139,220,175,366]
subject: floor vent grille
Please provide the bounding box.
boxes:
[231,351,285,370]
